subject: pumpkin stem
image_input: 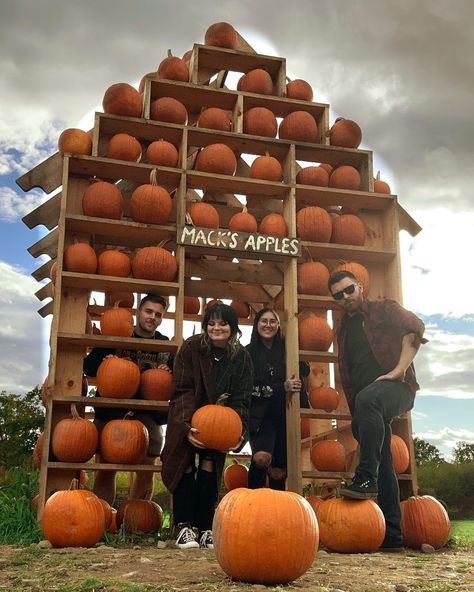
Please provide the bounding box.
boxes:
[185,212,195,225]
[150,168,158,186]
[123,411,134,420]
[215,393,230,406]
[285,76,291,83]
[167,48,173,58]
[264,150,270,158]
[70,403,81,420]
[303,245,314,262]
[69,478,80,491]
[376,170,381,180]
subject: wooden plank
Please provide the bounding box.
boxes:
[296,185,394,211]
[22,192,61,230]
[38,300,54,317]
[61,271,180,297]
[195,44,285,77]
[95,112,184,146]
[298,295,339,311]
[299,351,338,363]
[301,409,351,421]
[52,394,169,411]
[300,241,396,263]
[185,258,284,285]
[27,228,59,259]
[295,143,372,170]
[57,333,179,352]
[184,278,276,303]
[32,258,55,282]
[48,462,163,472]
[187,170,289,197]
[397,203,422,237]
[35,282,53,301]
[16,152,63,193]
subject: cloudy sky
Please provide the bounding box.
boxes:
[1,0,473,459]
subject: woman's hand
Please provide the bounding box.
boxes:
[218,435,244,454]
[187,427,205,449]
[284,374,302,393]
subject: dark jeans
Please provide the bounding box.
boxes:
[352,379,415,543]
[172,453,218,532]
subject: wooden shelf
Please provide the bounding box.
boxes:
[302,470,413,481]
[57,332,179,352]
[61,271,180,297]
[47,461,162,473]
[299,350,338,363]
[22,192,61,230]
[301,241,396,263]
[187,169,289,197]
[301,408,351,421]
[28,228,59,259]
[52,394,169,411]
[94,112,184,146]
[296,184,394,210]
[298,295,338,311]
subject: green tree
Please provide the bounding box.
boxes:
[452,441,474,464]
[413,436,444,466]
[0,387,45,469]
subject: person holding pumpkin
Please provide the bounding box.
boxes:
[161,303,252,550]
[246,307,310,490]
[83,293,172,505]
[328,270,427,552]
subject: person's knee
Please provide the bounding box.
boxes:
[200,457,214,473]
[253,451,272,467]
[268,467,286,481]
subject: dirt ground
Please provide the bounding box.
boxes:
[0,543,472,592]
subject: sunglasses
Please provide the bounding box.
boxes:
[332,283,357,300]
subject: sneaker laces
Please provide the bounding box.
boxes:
[178,527,196,543]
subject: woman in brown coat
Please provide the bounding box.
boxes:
[161,303,253,549]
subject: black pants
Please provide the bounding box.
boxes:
[172,452,218,532]
[352,379,415,543]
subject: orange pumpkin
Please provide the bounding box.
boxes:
[310,439,346,472]
[243,107,277,138]
[301,418,311,439]
[33,432,44,469]
[138,71,158,94]
[332,261,370,296]
[191,397,242,450]
[299,316,333,351]
[132,246,178,281]
[329,117,362,149]
[98,498,114,531]
[249,154,282,181]
[106,291,135,308]
[157,49,189,82]
[228,208,257,233]
[187,201,220,228]
[100,304,134,337]
[204,22,237,49]
[319,163,334,175]
[391,434,410,474]
[129,183,173,225]
[102,83,142,118]
[63,242,97,274]
[331,214,366,246]
[213,488,318,584]
[100,412,149,463]
[400,496,450,549]
[182,49,193,63]
[195,143,237,175]
[297,261,330,295]
[42,480,105,548]
[140,368,173,401]
[198,107,232,132]
[51,404,98,462]
[279,111,318,143]
[286,79,313,101]
[374,171,391,194]
[146,139,179,168]
[106,133,141,162]
[224,461,249,490]
[318,498,385,553]
[82,180,124,220]
[230,300,250,318]
[296,206,332,242]
[96,356,140,398]
[205,298,223,310]
[306,495,325,517]
[117,499,163,533]
[309,386,340,412]
[238,68,273,95]
[259,213,287,237]
[296,166,329,187]
[58,128,92,157]
[97,249,131,277]
[183,296,200,314]
[150,97,188,124]
[329,165,361,190]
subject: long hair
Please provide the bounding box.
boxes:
[201,303,242,358]
[249,307,284,349]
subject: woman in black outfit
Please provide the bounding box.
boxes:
[246,307,309,490]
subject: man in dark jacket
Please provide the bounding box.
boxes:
[328,270,427,552]
[84,293,172,505]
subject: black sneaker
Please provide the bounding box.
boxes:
[199,529,214,549]
[380,539,405,553]
[175,525,199,549]
[340,478,378,499]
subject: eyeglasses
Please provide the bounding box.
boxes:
[259,318,279,326]
[331,283,357,300]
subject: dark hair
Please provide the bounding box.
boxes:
[138,294,167,309]
[328,270,358,291]
[201,303,242,357]
[250,307,283,347]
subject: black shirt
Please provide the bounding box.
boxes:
[344,314,383,395]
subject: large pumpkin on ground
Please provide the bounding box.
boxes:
[42,481,105,548]
[100,413,149,463]
[296,206,332,242]
[82,180,124,220]
[279,111,318,143]
[297,261,330,295]
[310,439,346,472]
[140,368,173,401]
[51,404,98,462]
[117,499,163,533]
[223,461,248,490]
[318,498,386,553]
[191,397,242,450]
[391,434,410,474]
[102,83,142,118]
[213,488,318,584]
[195,143,237,175]
[96,356,140,398]
[400,495,450,549]
[299,316,333,351]
[132,246,178,281]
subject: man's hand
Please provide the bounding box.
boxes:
[187,427,205,449]
[157,364,172,373]
[375,367,406,382]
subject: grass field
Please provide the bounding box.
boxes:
[450,520,474,547]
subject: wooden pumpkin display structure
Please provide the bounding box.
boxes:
[213,488,318,584]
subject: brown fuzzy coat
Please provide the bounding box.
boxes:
[161,334,253,492]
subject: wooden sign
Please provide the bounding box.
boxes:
[177,225,301,257]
